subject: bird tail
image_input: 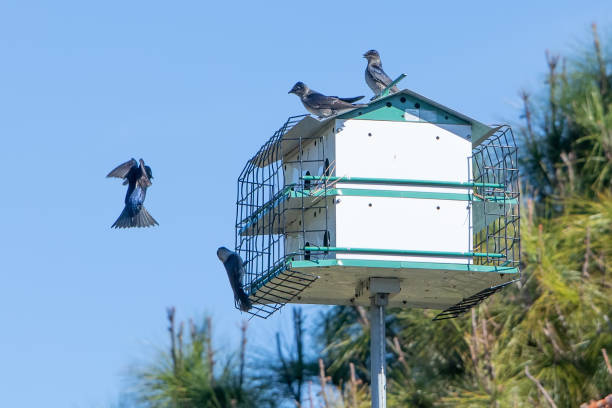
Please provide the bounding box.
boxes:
[111,205,159,229]
[353,103,369,108]
[337,95,364,103]
[236,287,252,312]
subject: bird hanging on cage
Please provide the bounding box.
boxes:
[288,82,367,119]
[363,50,399,98]
[106,158,159,229]
[216,247,252,312]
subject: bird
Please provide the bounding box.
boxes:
[217,247,252,312]
[106,158,159,228]
[363,50,399,97]
[288,82,367,118]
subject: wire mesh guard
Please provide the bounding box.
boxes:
[235,115,330,318]
[471,126,520,270]
[234,116,520,319]
[432,280,515,321]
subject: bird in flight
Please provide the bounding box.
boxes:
[106,158,158,228]
[363,50,399,97]
[289,82,366,118]
[217,247,252,312]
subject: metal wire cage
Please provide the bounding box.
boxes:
[235,115,327,318]
[472,125,520,269]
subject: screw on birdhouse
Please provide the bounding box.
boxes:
[414,102,420,109]
[445,115,449,120]
[436,206,440,210]
[400,97,406,103]
[386,102,392,107]
[368,203,372,207]
[368,132,372,137]
[436,136,440,140]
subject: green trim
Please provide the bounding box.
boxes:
[378,74,406,98]
[336,89,496,148]
[304,246,503,258]
[240,183,516,235]
[302,175,504,189]
[246,261,290,295]
[292,188,518,204]
[290,258,518,274]
[339,92,472,126]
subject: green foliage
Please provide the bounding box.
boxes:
[254,307,320,405]
[519,24,612,206]
[127,308,276,408]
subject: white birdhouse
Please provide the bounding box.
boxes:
[236,89,519,319]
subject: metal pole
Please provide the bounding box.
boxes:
[370,293,388,408]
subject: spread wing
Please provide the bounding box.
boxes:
[306,92,357,110]
[368,64,394,87]
[137,159,152,188]
[107,158,137,179]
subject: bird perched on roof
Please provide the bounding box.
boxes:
[289,82,367,118]
[217,247,252,312]
[363,50,399,98]
[106,158,158,228]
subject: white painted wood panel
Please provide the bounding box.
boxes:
[335,195,471,263]
[333,119,472,195]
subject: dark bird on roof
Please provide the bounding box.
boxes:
[217,247,252,312]
[288,82,367,118]
[363,50,399,97]
[106,158,158,229]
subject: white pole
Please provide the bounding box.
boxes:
[370,293,388,408]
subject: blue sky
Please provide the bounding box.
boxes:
[0,1,610,406]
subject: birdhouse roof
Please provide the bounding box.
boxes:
[250,89,497,168]
[366,88,496,146]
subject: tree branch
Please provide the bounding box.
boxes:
[525,365,557,408]
[602,348,612,375]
